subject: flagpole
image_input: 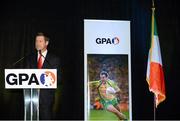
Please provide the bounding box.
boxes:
[151,0,156,120]
[147,0,166,119]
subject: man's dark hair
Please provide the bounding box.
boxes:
[100,71,109,77]
[36,32,50,42]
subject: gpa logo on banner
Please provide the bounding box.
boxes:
[95,37,120,45]
[5,69,57,89]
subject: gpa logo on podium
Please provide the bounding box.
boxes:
[5,69,57,89]
[40,71,56,87]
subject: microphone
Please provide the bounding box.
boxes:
[12,56,25,67]
[10,52,34,68]
[38,50,42,55]
[38,50,53,68]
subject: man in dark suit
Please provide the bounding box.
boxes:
[26,32,60,120]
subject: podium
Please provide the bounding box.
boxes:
[24,89,40,120]
[5,69,57,121]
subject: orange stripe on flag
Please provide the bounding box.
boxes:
[149,62,166,107]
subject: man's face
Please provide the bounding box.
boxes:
[35,36,48,51]
[100,74,108,82]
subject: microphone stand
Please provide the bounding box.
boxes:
[39,50,53,68]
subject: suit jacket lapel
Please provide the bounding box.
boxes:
[42,52,50,69]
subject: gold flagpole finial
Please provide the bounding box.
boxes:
[152,0,155,12]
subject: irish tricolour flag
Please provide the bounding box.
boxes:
[146,8,166,107]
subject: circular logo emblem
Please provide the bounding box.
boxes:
[40,71,56,87]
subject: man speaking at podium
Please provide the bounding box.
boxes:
[25,32,60,120]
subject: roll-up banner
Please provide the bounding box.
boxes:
[84,19,132,121]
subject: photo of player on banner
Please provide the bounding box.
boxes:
[88,54,129,121]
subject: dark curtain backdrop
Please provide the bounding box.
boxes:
[0,0,179,120]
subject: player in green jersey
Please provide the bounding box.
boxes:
[89,71,127,120]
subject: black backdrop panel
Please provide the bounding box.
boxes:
[0,0,179,120]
